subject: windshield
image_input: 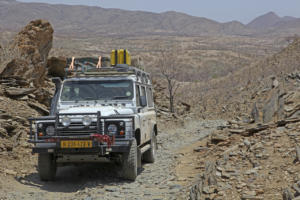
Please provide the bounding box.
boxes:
[60,80,134,101]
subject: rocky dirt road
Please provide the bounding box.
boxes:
[0,120,226,200]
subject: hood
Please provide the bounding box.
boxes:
[58,105,134,116]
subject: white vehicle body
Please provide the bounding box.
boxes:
[29,64,158,181]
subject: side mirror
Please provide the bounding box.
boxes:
[140,96,147,107]
[49,97,53,105]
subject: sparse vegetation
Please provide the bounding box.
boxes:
[156,49,181,113]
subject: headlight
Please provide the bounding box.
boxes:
[107,124,118,135]
[46,126,55,136]
[82,116,92,126]
[62,116,71,127]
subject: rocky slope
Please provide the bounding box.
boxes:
[185,37,300,121]
[173,51,300,199]
[182,117,300,199]
[161,36,300,199]
[172,73,300,199]
[0,19,55,170]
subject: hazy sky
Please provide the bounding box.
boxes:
[18,0,300,24]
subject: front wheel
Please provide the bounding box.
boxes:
[143,130,157,163]
[38,153,57,181]
[121,139,138,181]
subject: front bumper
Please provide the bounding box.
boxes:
[32,139,132,155]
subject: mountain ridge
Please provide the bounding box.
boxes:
[0,0,299,37]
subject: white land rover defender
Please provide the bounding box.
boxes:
[28,54,157,181]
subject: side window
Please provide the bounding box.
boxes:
[147,87,154,107]
[136,85,140,106]
[141,86,147,106]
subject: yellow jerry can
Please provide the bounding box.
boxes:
[111,49,131,66]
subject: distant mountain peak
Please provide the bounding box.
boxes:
[264,11,279,18]
[247,11,281,29]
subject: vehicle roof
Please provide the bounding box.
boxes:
[65,64,152,85]
[64,75,136,82]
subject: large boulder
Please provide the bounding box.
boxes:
[47,56,66,78]
[251,88,286,124]
[0,19,54,87]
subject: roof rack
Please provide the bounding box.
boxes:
[64,58,151,85]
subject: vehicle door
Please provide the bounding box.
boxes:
[140,85,155,142]
[146,86,156,138]
[136,85,149,144]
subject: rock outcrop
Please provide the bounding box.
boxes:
[47,56,66,78]
[0,19,53,87]
[0,20,55,158]
[248,73,300,124]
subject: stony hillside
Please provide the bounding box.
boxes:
[0,19,55,157]
[174,38,300,200]
[0,0,299,37]
[182,111,300,199]
[181,36,300,122]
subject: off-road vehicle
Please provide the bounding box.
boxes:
[29,53,157,181]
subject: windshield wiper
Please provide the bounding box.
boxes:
[113,96,129,100]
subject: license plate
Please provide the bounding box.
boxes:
[60,140,93,148]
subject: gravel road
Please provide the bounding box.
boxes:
[0,120,226,200]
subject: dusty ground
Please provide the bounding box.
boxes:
[0,120,226,200]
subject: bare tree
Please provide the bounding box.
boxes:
[156,50,181,113]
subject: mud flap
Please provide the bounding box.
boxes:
[137,147,142,168]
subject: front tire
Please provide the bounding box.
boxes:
[121,139,138,181]
[38,153,57,181]
[143,130,157,163]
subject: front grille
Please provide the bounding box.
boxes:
[57,122,103,136]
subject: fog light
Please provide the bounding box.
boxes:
[62,116,71,127]
[82,116,92,126]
